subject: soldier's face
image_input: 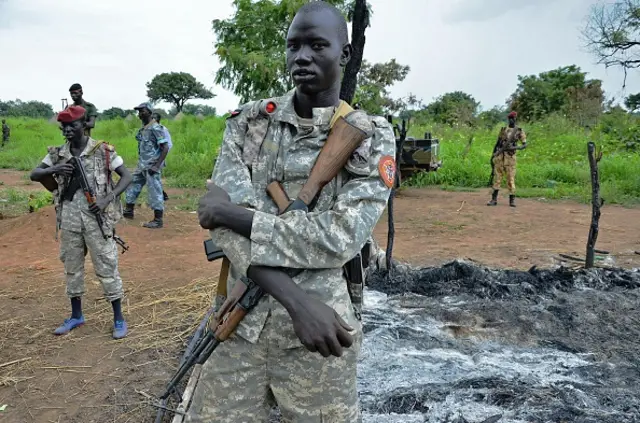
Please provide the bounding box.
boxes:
[70,90,82,102]
[61,120,84,141]
[286,9,350,95]
[508,117,515,127]
[138,108,151,121]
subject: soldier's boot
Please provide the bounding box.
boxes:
[123,203,135,219]
[487,189,498,206]
[143,210,163,229]
[163,190,169,201]
[509,195,516,208]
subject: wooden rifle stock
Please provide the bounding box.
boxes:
[266,114,370,212]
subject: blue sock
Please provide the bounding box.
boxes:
[111,299,124,322]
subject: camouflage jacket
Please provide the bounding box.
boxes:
[495,126,527,156]
[209,89,395,348]
[44,138,124,236]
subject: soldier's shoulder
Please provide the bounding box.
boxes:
[367,114,393,130]
[227,94,287,121]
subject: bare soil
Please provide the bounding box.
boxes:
[1,169,639,423]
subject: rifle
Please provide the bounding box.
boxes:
[487,128,527,187]
[68,156,129,253]
[153,102,372,421]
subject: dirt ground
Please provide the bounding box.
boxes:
[1,169,639,423]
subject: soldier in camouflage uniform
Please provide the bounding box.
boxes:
[488,111,527,207]
[190,2,395,422]
[123,102,169,228]
[1,119,9,146]
[68,83,98,136]
[29,106,133,339]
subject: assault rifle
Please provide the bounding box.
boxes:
[68,156,129,253]
[487,129,526,187]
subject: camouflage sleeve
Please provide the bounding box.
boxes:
[248,116,395,269]
[208,105,258,275]
[519,128,527,144]
[107,145,124,171]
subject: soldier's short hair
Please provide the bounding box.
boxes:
[69,83,82,91]
[296,1,349,45]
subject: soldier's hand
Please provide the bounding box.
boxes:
[52,162,74,177]
[288,296,355,358]
[197,181,231,229]
[90,197,111,214]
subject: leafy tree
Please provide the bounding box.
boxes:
[212,0,371,104]
[146,72,215,113]
[351,59,410,115]
[170,104,217,116]
[100,107,127,120]
[0,99,54,119]
[422,91,480,126]
[477,106,507,129]
[583,0,640,85]
[624,92,640,111]
[507,65,604,123]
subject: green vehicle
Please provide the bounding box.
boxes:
[387,116,442,187]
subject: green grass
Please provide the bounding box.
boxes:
[0,187,52,217]
[0,115,226,188]
[404,114,640,206]
[1,113,639,206]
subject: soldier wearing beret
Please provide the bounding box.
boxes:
[30,105,133,339]
[488,111,527,207]
[1,119,9,147]
[187,2,395,421]
[68,83,98,136]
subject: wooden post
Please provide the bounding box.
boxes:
[385,120,407,276]
[585,141,602,268]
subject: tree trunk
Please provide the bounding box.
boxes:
[340,0,368,104]
[585,141,602,268]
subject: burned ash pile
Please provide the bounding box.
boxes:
[358,260,640,423]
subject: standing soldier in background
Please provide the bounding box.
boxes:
[151,112,172,201]
[487,111,527,207]
[29,105,133,339]
[123,103,169,229]
[68,83,98,136]
[1,119,9,147]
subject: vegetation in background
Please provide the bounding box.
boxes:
[146,72,215,113]
[0,188,52,217]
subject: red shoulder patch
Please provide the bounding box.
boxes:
[228,109,242,119]
[378,155,396,188]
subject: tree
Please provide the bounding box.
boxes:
[100,107,127,120]
[624,92,640,111]
[212,0,371,104]
[583,0,640,86]
[477,106,507,129]
[507,65,604,123]
[170,104,218,116]
[351,58,410,115]
[146,72,214,113]
[0,99,54,119]
[422,91,480,126]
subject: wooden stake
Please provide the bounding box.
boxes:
[585,142,603,268]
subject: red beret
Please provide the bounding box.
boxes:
[508,111,517,118]
[57,106,86,123]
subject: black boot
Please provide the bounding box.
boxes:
[123,203,134,219]
[143,209,163,229]
[509,195,516,207]
[163,191,169,201]
[487,189,498,206]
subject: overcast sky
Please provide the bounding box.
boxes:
[0,0,637,114]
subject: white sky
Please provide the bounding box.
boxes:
[0,0,637,114]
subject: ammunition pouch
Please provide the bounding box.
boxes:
[204,239,226,262]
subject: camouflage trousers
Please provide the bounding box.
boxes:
[124,168,164,211]
[185,313,363,423]
[2,136,8,146]
[59,224,124,302]
[492,153,517,194]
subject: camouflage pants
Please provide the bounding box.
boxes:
[124,168,164,211]
[2,136,7,146]
[492,153,517,194]
[59,225,124,302]
[185,314,362,423]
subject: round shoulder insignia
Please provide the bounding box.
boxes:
[228,108,242,119]
[259,100,277,115]
[378,155,396,189]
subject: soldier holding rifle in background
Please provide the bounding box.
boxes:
[488,111,527,207]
